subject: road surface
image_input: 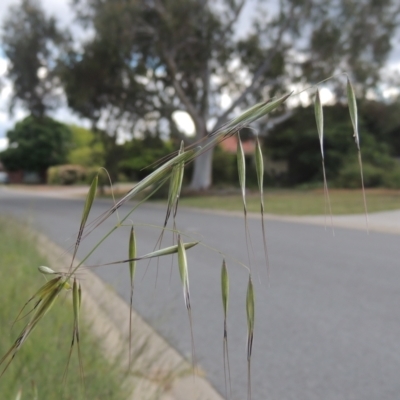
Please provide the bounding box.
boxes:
[1,186,400,400]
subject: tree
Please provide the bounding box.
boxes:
[265,103,396,187]
[118,136,174,181]
[1,0,66,117]
[67,125,105,167]
[0,116,72,177]
[59,36,154,181]
[66,0,400,190]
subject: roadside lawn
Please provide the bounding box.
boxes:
[0,217,129,400]
[9,185,400,216]
[177,189,400,215]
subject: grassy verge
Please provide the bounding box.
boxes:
[176,189,400,215]
[0,217,129,399]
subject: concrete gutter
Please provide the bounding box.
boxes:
[34,231,223,400]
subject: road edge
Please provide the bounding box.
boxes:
[33,230,224,400]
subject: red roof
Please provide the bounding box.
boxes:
[219,136,256,155]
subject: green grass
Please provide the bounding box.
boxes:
[177,189,400,215]
[0,217,129,400]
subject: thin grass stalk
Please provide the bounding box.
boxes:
[347,78,369,231]
[314,89,334,235]
[221,260,232,399]
[129,226,137,368]
[75,280,84,386]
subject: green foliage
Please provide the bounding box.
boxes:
[382,164,400,189]
[265,103,397,187]
[335,161,386,188]
[118,137,174,182]
[67,125,105,167]
[1,0,65,116]
[360,100,400,156]
[336,159,400,189]
[56,0,399,189]
[212,146,237,186]
[1,116,72,173]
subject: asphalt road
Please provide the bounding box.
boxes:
[1,186,400,400]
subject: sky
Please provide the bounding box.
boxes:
[0,0,76,151]
[0,0,399,152]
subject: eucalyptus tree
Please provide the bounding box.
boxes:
[68,0,399,189]
[59,38,153,181]
[1,0,66,117]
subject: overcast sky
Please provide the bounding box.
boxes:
[0,0,399,151]
[0,0,78,151]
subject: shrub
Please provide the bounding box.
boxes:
[47,164,87,185]
[382,163,400,189]
[335,160,386,188]
[212,146,237,186]
[265,104,398,187]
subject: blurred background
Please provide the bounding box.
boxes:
[0,0,399,193]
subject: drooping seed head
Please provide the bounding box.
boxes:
[221,259,229,319]
[237,133,247,212]
[38,266,56,275]
[129,227,137,286]
[314,89,324,159]
[139,241,199,260]
[246,276,255,335]
[346,78,359,149]
[255,138,264,194]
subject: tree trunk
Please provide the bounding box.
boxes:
[189,146,214,191]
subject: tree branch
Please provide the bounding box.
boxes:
[212,3,296,130]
